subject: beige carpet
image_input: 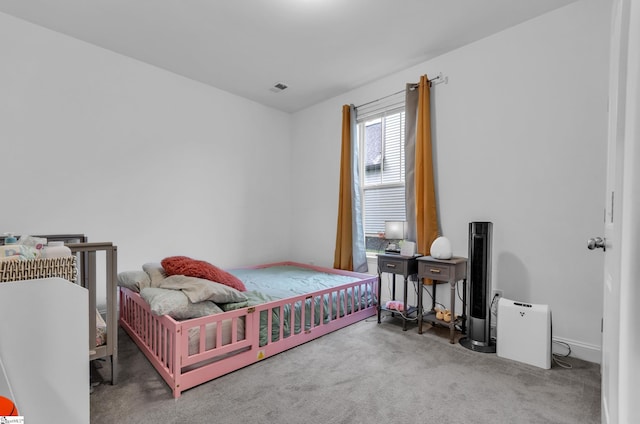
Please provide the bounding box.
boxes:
[90,315,600,424]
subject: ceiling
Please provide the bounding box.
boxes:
[0,0,579,113]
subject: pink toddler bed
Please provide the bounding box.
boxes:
[118,261,378,397]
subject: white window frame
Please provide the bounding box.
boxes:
[357,104,406,242]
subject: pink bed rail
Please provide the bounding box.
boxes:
[119,262,378,398]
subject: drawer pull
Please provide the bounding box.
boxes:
[429,268,441,273]
[386,264,397,269]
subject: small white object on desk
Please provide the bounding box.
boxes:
[430,236,452,259]
[400,240,416,256]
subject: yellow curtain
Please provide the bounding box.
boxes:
[333,105,354,270]
[415,75,439,256]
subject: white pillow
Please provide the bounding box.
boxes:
[142,262,167,287]
[140,287,223,320]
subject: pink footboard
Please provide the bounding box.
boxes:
[119,262,378,398]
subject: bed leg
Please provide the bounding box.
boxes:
[110,355,117,385]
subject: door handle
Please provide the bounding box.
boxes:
[587,237,606,251]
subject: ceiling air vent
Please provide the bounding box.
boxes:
[270,82,288,93]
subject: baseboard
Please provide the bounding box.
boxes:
[553,336,601,364]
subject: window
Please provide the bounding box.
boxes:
[357,102,406,253]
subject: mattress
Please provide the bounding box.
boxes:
[230,265,363,298]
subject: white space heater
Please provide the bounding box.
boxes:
[496,298,551,369]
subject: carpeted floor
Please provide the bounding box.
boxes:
[90,315,601,424]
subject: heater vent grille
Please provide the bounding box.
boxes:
[270,82,288,93]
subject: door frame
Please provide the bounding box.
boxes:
[602,0,640,422]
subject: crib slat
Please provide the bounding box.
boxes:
[216,319,223,349]
[231,317,238,343]
[278,305,284,341]
[266,307,273,345]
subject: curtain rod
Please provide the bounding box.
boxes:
[354,72,447,110]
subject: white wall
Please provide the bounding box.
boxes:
[290,0,610,362]
[0,12,293,274]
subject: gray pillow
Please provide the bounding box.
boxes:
[158,274,248,304]
[140,287,224,320]
[117,270,151,293]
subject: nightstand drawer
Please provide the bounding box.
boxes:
[418,262,450,280]
[379,258,408,275]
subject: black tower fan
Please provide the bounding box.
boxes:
[460,222,496,352]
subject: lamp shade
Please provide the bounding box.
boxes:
[430,236,453,259]
[384,221,406,240]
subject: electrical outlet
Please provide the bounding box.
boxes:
[492,289,503,299]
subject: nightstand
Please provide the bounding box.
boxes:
[377,253,419,331]
[417,256,468,343]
